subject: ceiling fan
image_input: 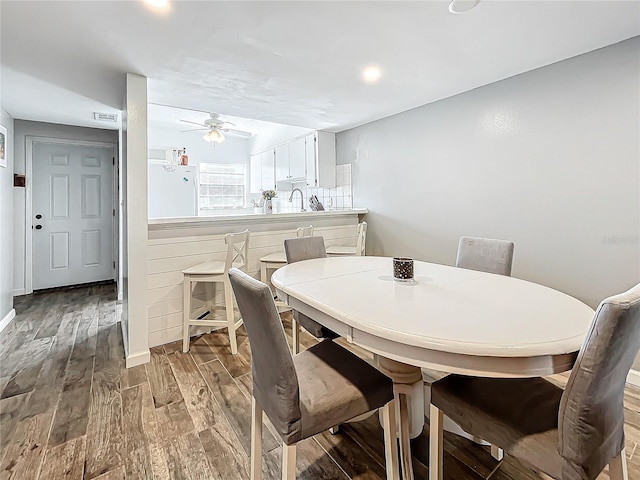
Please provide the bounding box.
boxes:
[180,113,251,143]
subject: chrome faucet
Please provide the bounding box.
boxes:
[288,188,306,212]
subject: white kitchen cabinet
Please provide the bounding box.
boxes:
[250,153,261,193]
[261,131,336,190]
[275,138,306,184]
[305,132,336,188]
[261,150,275,190]
[275,144,290,183]
[250,150,275,193]
[289,137,306,180]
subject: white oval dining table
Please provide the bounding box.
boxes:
[271,256,595,480]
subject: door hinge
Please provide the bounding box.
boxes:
[113,209,115,217]
[112,157,115,165]
[113,261,116,269]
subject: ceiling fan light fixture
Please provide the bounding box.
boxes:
[203,128,225,143]
[449,0,479,14]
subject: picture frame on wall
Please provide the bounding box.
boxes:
[0,124,6,168]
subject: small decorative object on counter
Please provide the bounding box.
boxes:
[262,189,277,214]
[393,257,414,282]
[180,147,189,165]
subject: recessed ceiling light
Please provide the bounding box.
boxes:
[362,66,382,84]
[449,0,480,14]
[143,0,169,10]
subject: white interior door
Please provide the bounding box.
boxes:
[32,142,114,290]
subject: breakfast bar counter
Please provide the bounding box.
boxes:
[146,209,367,347]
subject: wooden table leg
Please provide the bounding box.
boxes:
[377,357,422,480]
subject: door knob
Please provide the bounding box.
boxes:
[35,225,42,230]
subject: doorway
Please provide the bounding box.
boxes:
[28,138,117,291]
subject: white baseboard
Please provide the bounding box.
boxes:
[627,369,640,388]
[13,289,26,297]
[126,349,151,369]
[0,309,16,333]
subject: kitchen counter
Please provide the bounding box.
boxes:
[148,208,368,231]
[146,208,367,347]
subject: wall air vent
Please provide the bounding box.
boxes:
[93,112,119,122]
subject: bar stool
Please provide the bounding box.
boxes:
[182,229,249,355]
[326,221,367,256]
[259,225,314,290]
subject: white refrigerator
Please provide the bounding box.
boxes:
[148,164,199,218]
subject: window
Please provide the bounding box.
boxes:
[199,163,246,213]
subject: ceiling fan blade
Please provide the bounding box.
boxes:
[181,128,209,132]
[226,128,253,138]
[180,120,205,127]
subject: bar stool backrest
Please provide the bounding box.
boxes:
[296,225,314,237]
[356,221,367,256]
[225,229,250,271]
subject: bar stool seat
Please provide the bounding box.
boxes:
[183,261,227,275]
[325,245,357,255]
[259,251,287,266]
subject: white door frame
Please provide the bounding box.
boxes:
[25,136,119,294]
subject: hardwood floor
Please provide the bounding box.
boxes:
[1,285,639,479]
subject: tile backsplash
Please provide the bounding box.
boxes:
[274,164,353,213]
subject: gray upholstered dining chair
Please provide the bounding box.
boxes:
[456,236,515,275]
[284,236,339,354]
[429,284,640,480]
[423,235,515,458]
[228,268,399,480]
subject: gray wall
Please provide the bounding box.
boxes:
[12,120,119,294]
[1,108,15,325]
[337,37,639,362]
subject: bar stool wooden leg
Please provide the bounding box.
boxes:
[224,276,238,355]
[282,444,296,480]
[251,396,263,480]
[261,261,268,284]
[182,277,192,353]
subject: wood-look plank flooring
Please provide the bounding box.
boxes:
[1,286,639,479]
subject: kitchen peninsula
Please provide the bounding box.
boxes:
[147,209,367,347]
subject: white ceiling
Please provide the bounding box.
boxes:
[148,103,313,139]
[1,1,639,132]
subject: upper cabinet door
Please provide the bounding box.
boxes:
[305,134,316,187]
[288,137,306,181]
[249,154,262,193]
[274,144,290,182]
[261,150,275,190]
